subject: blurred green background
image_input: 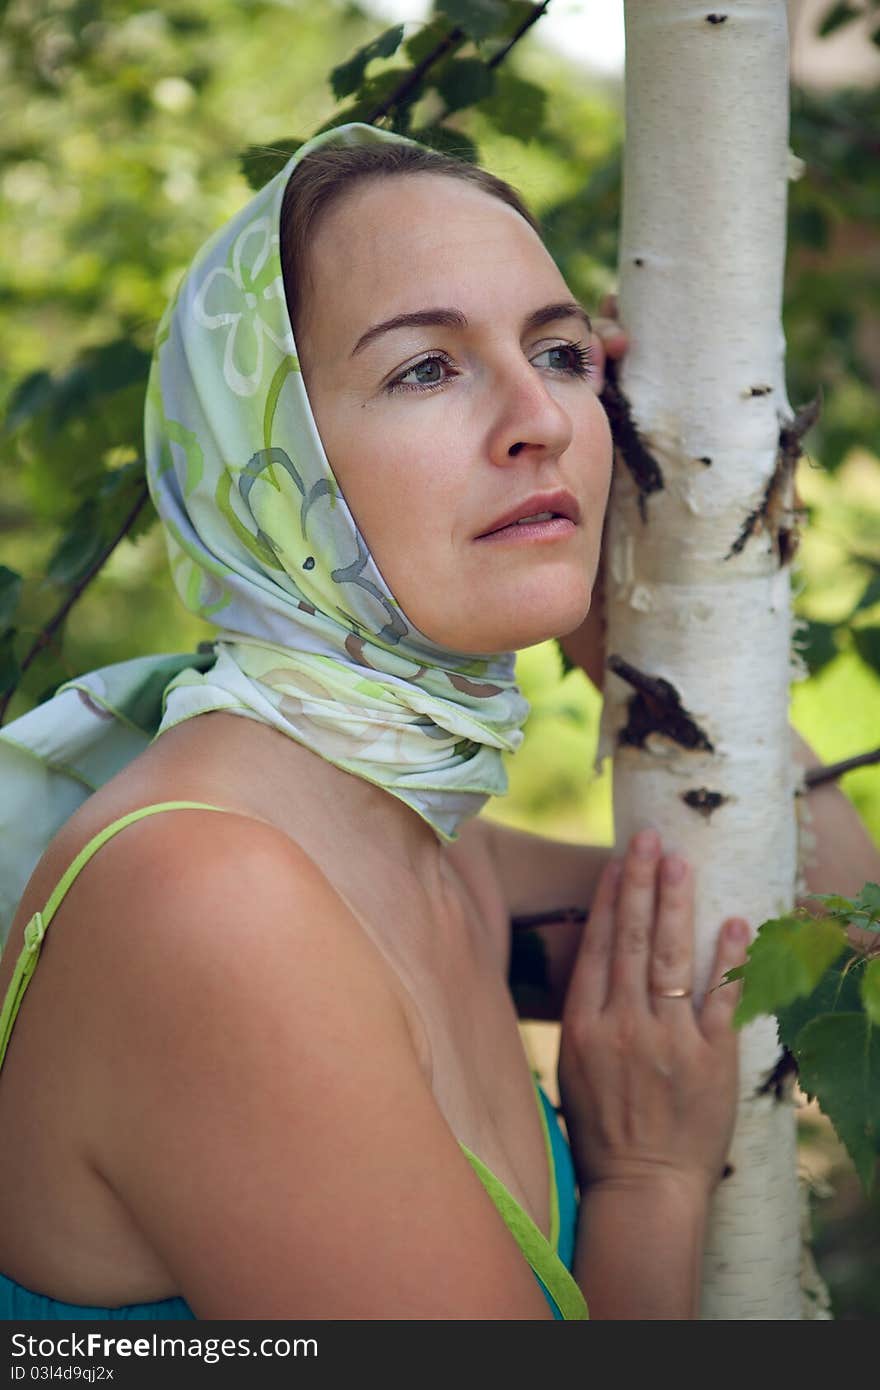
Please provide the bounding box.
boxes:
[1,0,878,1317]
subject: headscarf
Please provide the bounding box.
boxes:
[0,123,529,946]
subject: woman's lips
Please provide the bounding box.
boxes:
[475,488,580,539]
[474,516,577,544]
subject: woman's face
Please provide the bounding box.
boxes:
[295,173,612,655]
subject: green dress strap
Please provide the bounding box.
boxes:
[459,1142,588,1320]
[0,801,230,1072]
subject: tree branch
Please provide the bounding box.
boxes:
[366,0,552,125]
[366,26,467,124]
[486,0,552,70]
[0,483,151,726]
[804,746,880,788]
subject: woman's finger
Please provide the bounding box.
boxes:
[593,317,628,356]
[609,830,661,1003]
[598,291,619,319]
[648,854,696,1019]
[700,918,749,1045]
[567,856,621,1014]
[588,328,607,395]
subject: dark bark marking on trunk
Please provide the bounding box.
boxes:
[746,384,773,397]
[706,13,728,23]
[609,654,714,752]
[600,358,665,522]
[682,787,727,819]
[698,456,713,466]
[757,1048,798,1102]
[726,394,821,564]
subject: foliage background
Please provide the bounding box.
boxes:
[1,0,878,1316]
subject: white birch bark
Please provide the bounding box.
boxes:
[600,0,827,1318]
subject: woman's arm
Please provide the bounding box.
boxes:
[792,727,880,900]
[476,817,609,1021]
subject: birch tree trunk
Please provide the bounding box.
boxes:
[600,0,827,1318]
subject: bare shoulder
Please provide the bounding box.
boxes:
[64,809,550,1318]
[65,805,409,1041]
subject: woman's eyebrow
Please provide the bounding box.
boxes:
[349,301,592,358]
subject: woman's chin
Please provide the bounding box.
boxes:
[427,596,592,657]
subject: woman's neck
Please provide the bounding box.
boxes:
[148,710,444,879]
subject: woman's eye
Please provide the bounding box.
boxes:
[386,354,453,394]
[533,341,595,378]
[384,340,594,395]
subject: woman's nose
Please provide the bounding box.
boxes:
[485,358,574,468]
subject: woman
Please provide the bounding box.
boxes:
[0,123,874,1321]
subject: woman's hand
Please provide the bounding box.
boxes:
[558,294,628,688]
[557,828,748,1200]
[586,292,628,396]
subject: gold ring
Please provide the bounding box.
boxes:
[651,986,693,999]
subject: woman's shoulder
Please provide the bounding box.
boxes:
[29,804,430,1132]
[72,800,412,1035]
[43,797,402,988]
[6,792,417,1059]
[10,791,308,936]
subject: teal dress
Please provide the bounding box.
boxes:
[0,804,587,1321]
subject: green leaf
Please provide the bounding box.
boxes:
[810,884,880,934]
[789,200,829,250]
[817,2,864,38]
[433,57,494,114]
[728,913,848,1026]
[853,625,880,675]
[0,567,23,629]
[775,951,864,1051]
[412,124,479,163]
[8,343,151,437]
[857,883,880,918]
[4,370,53,435]
[322,66,420,129]
[556,637,576,678]
[330,24,405,100]
[405,18,455,65]
[240,140,303,190]
[0,629,20,697]
[856,573,880,613]
[793,1013,880,1193]
[43,461,150,589]
[47,503,104,586]
[862,959,880,1026]
[62,343,150,430]
[797,618,838,674]
[316,102,377,135]
[478,69,546,141]
[435,0,509,42]
[809,892,860,912]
